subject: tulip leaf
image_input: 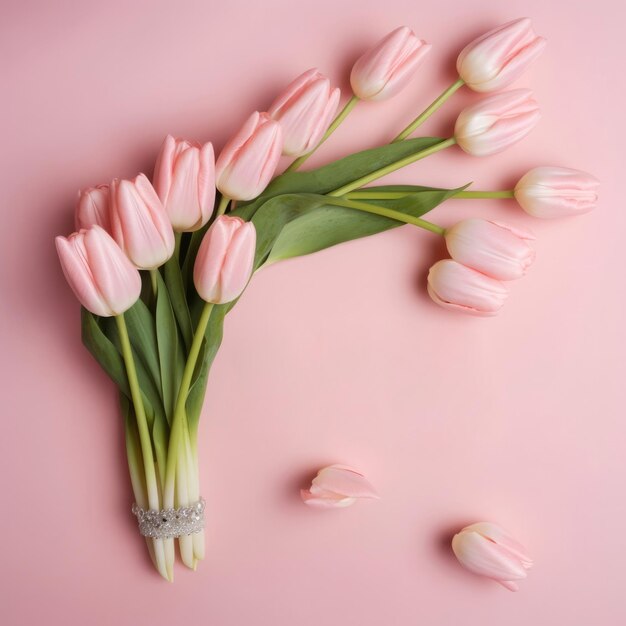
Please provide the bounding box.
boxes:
[163,256,193,351]
[242,186,465,266]
[81,308,130,397]
[123,300,162,391]
[239,136,445,215]
[185,302,232,436]
[155,273,185,424]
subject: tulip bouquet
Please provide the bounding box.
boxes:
[56,18,597,581]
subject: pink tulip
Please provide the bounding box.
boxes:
[350,26,432,101]
[457,18,547,93]
[153,135,216,232]
[56,226,141,317]
[454,89,540,156]
[193,215,256,304]
[268,68,341,157]
[514,166,599,218]
[427,259,508,316]
[75,184,111,232]
[452,522,533,591]
[215,112,282,201]
[109,174,175,269]
[445,219,535,281]
[301,464,379,509]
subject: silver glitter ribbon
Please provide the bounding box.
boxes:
[132,498,206,539]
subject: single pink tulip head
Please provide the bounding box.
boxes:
[445,218,535,281]
[268,68,341,157]
[350,26,432,101]
[75,184,111,232]
[109,173,175,269]
[300,464,379,509]
[427,259,509,316]
[454,89,540,156]
[514,166,599,218]
[215,112,283,201]
[56,226,141,317]
[457,18,547,93]
[452,522,533,591]
[193,215,256,304]
[153,134,216,232]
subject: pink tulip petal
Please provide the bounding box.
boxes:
[464,522,533,568]
[452,531,528,580]
[311,465,379,499]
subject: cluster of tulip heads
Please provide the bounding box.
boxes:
[58,17,598,321]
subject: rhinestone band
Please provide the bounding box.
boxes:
[131,498,206,539]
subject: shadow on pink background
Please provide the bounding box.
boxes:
[1,0,624,624]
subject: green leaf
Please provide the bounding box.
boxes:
[185,302,232,436]
[81,308,130,397]
[123,299,162,397]
[155,273,184,424]
[238,137,444,215]
[245,187,465,266]
[97,315,167,435]
[163,257,193,351]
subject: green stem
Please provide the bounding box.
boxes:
[345,191,413,200]
[325,196,445,236]
[345,189,516,200]
[216,195,230,217]
[328,137,456,197]
[392,78,465,142]
[116,315,160,510]
[163,301,214,508]
[454,190,515,199]
[173,231,182,262]
[284,95,360,172]
[149,269,159,297]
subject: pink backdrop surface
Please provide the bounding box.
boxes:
[1,0,624,624]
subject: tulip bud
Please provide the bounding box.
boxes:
[215,112,282,201]
[455,89,540,157]
[300,465,379,509]
[457,18,547,93]
[153,135,216,232]
[193,215,256,304]
[109,174,175,269]
[56,226,141,317]
[452,522,533,591]
[445,219,535,281]
[268,68,341,157]
[350,26,431,101]
[75,184,111,232]
[514,166,599,218]
[427,259,508,316]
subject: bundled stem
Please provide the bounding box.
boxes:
[116,314,171,581]
[163,302,214,511]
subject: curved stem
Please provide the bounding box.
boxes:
[392,78,465,142]
[216,195,230,217]
[163,301,214,508]
[116,315,160,511]
[284,95,359,172]
[327,137,456,197]
[325,196,445,236]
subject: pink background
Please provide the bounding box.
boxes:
[2,0,624,623]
